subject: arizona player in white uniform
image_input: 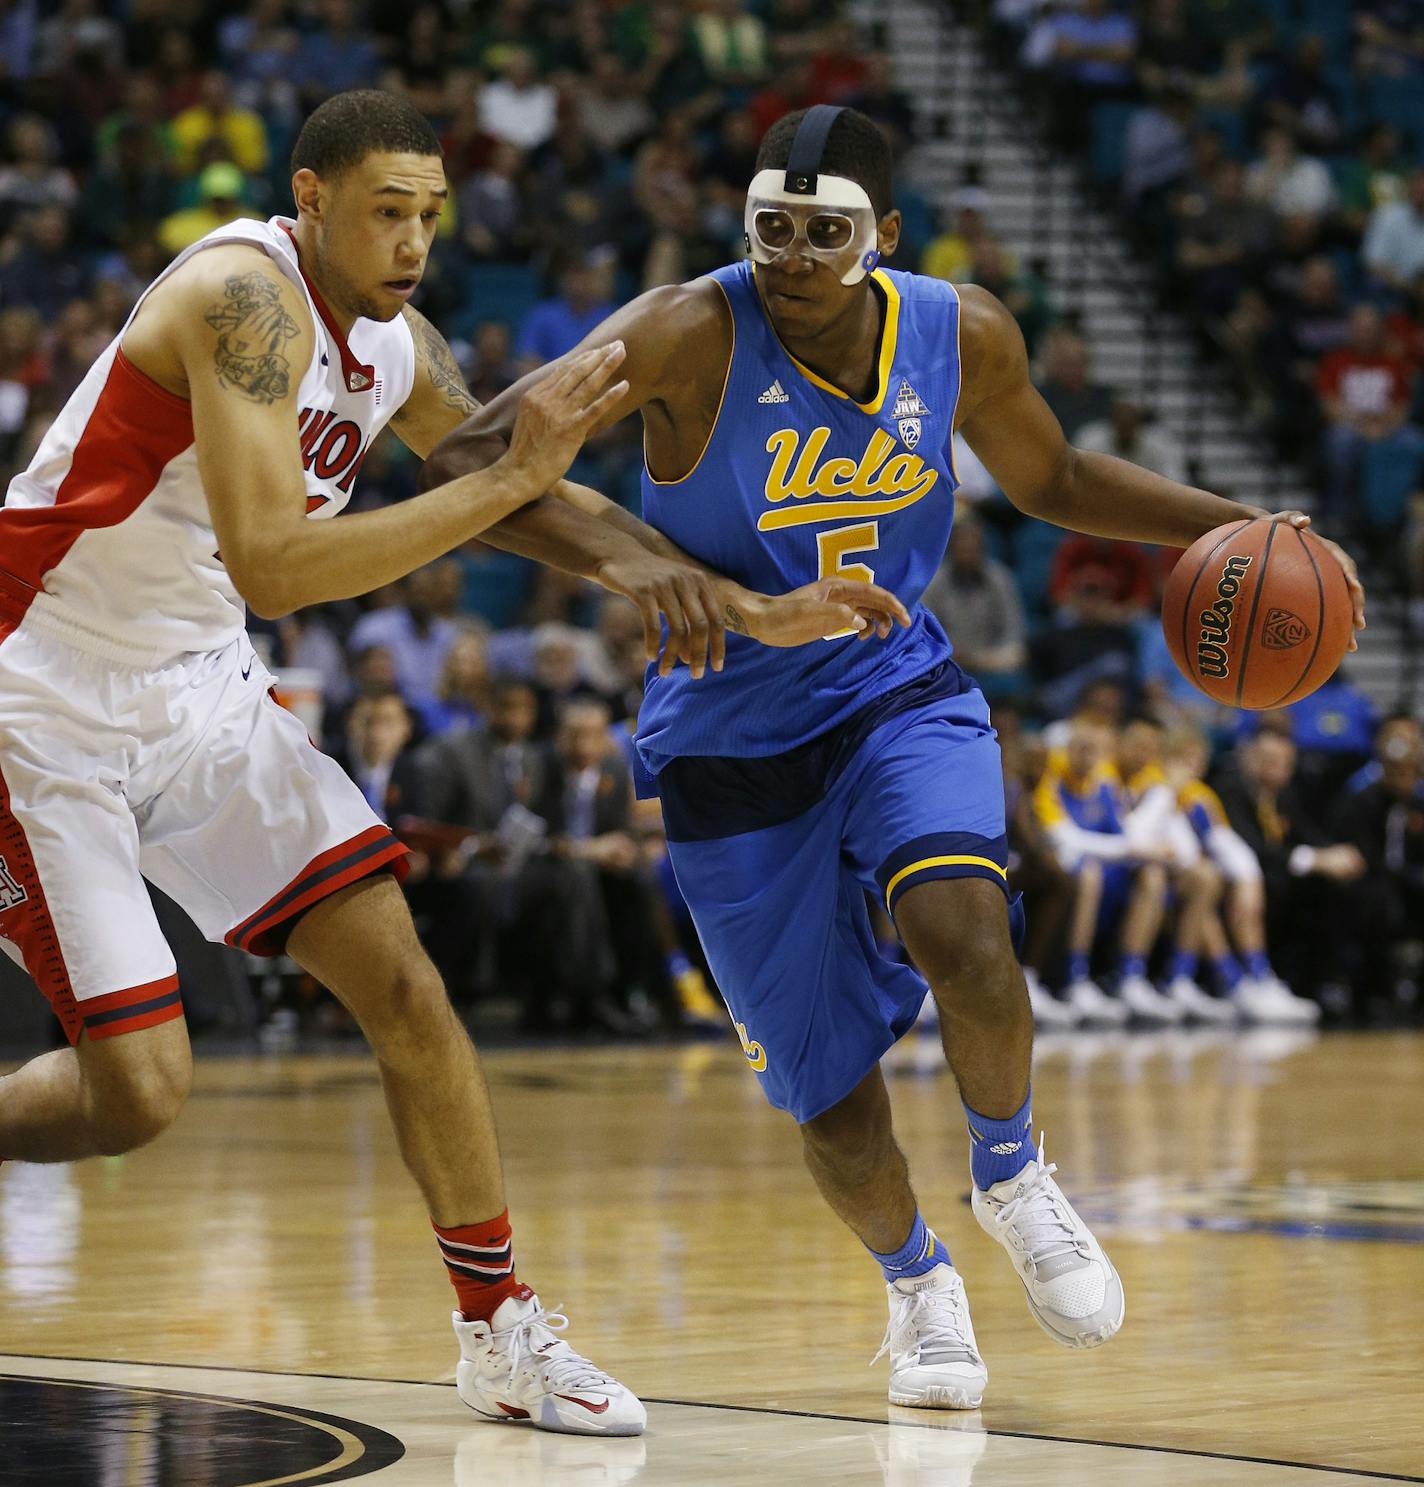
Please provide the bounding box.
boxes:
[0,91,901,1434]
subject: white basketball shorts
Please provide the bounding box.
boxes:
[0,616,408,1043]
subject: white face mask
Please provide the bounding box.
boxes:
[744,168,882,286]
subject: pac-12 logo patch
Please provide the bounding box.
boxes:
[1262,606,1311,650]
[892,379,930,450]
[0,855,28,911]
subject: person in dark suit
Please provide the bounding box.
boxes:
[1216,729,1365,1006]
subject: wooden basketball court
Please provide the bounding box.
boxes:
[2,1030,1421,1484]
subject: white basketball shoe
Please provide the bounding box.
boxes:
[1025,966,1080,1029]
[972,1137,1125,1349]
[1164,975,1238,1024]
[453,1293,647,1436]
[1064,977,1130,1026]
[1234,975,1321,1025]
[1117,973,1184,1024]
[872,1264,988,1409]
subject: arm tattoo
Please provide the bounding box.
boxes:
[412,311,479,417]
[725,602,749,634]
[203,272,300,404]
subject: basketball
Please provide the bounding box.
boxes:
[1162,517,1353,709]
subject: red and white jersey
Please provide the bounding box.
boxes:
[0,216,416,667]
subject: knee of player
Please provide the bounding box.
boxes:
[356,958,455,1052]
[90,1054,192,1155]
[924,923,1018,1008]
[1135,861,1169,895]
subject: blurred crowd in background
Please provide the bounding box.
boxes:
[0,0,1420,1036]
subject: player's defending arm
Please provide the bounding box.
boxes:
[954,285,1365,644]
[153,250,626,618]
[421,283,911,671]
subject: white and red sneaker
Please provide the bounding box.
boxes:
[453,1292,646,1436]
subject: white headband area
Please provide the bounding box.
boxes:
[746,168,876,213]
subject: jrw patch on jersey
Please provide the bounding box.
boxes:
[892,379,931,449]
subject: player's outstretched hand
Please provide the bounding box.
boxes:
[501,342,629,502]
[1268,510,1366,650]
[597,550,726,679]
[745,577,912,648]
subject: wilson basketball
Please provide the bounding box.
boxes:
[1162,517,1353,709]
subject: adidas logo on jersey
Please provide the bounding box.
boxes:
[758,379,790,405]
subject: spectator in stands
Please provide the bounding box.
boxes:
[515,246,618,373]
[967,237,1056,355]
[1275,256,1353,386]
[748,54,818,136]
[1333,714,1424,1011]
[1036,0,1139,149]
[809,17,870,103]
[1122,85,1197,210]
[1386,271,1424,374]
[1315,303,1418,525]
[845,52,917,160]
[418,630,492,739]
[341,692,420,824]
[169,71,270,177]
[1363,167,1424,292]
[1033,564,1142,718]
[1034,325,1113,439]
[348,561,463,710]
[158,161,259,255]
[632,3,720,122]
[217,0,299,105]
[1337,123,1408,243]
[1354,2,1424,78]
[531,119,627,261]
[458,140,529,263]
[577,54,655,158]
[80,121,171,248]
[0,114,76,230]
[1217,730,1366,1000]
[1074,397,1188,483]
[690,0,770,89]
[1049,531,1157,616]
[466,320,521,405]
[478,45,557,153]
[0,206,87,319]
[922,510,1028,696]
[922,187,996,286]
[1174,157,1277,316]
[383,4,464,120]
[292,0,382,103]
[1245,125,1336,226]
[1254,34,1342,152]
[1135,0,1220,97]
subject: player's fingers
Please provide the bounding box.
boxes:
[579,379,631,429]
[635,592,661,661]
[657,582,689,676]
[839,580,910,627]
[1271,509,1310,528]
[567,340,626,396]
[698,577,726,672]
[676,574,710,679]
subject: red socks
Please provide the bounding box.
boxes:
[433,1208,533,1322]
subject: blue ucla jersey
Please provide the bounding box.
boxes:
[636,259,963,770]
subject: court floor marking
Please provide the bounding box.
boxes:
[2,1351,1417,1484]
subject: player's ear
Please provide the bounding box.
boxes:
[291,167,325,224]
[877,209,902,261]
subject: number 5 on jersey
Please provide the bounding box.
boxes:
[817,521,880,639]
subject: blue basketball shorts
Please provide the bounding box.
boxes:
[654,662,1015,1123]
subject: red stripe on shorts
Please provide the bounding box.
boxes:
[82,975,183,1040]
[0,760,83,1044]
[225,826,411,955]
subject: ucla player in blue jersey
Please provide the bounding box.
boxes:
[428,107,1366,1407]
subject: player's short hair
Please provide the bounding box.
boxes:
[291,90,442,181]
[755,107,893,218]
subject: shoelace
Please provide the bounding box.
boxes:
[988,1136,1083,1265]
[489,1301,614,1395]
[869,1277,974,1369]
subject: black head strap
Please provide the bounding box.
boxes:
[782,105,844,196]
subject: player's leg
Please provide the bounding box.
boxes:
[1162,860,1237,1022]
[136,641,644,1435]
[1113,862,1181,1022]
[1225,870,1320,1023]
[0,632,192,1163]
[1061,859,1128,1023]
[848,691,1123,1351]
[0,1019,191,1161]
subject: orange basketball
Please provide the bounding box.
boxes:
[1161,517,1353,709]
